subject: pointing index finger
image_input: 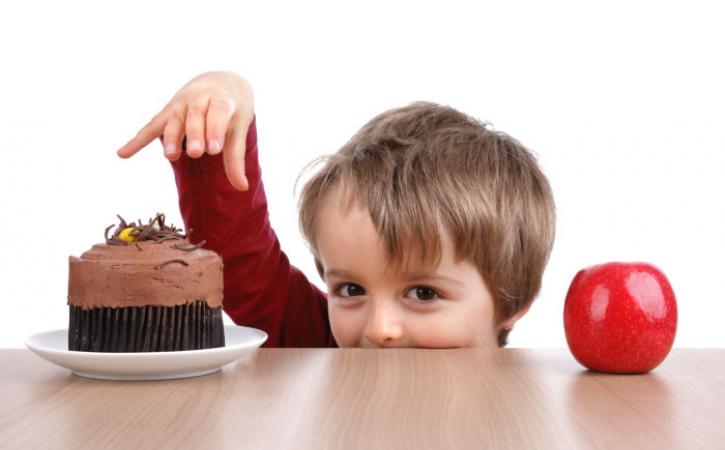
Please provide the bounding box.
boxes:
[116,113,166,158]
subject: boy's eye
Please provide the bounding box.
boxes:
[337,283,366,297]
[405,286,439,302]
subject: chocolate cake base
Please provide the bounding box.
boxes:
[68,300,225,352]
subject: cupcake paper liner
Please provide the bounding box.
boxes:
[68,300,225,352]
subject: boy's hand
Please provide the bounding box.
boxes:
[116,71,255,191]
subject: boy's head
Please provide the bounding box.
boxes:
[298,102,555,348]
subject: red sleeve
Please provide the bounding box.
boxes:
[168,116,337,348]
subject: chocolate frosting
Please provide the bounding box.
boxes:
[68,239,223,309]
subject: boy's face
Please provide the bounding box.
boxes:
[315,186,508,348]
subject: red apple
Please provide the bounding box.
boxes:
[564,262,677,373]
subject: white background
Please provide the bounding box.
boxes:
[1,1,722,348]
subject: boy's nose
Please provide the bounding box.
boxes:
[364,300,404,347]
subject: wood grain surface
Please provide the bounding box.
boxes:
[0,348,723,450]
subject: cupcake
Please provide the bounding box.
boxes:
[67,213,225,352]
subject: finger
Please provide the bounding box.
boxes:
[116,111,167,158]
[161,108,185,161]
[185,95,210,158]
[205,96,236,155]
[223,126,249,191]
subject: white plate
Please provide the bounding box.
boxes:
[25,326,267,381]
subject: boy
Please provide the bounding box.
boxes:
[116,71,556,348]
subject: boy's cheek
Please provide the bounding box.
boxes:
[405,309,496,349]
[328,303,494,349]
[405,318,471,348]
[328,305,364,348]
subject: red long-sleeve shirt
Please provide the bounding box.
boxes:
[169,115,337,348]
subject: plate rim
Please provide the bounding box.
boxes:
[25,325,268,357]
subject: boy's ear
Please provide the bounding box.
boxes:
[500,303,532,331]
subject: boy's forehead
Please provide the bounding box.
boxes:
[316,184,386,250]
[316,195,461,277]
[322,181,360,215]
[316,186,382,256]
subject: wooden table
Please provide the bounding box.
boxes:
[1,348,723,449]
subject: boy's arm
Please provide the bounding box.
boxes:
[169,116,337,347]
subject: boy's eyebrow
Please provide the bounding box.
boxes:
[325,268,464,287]
[402,272,465,287]
[324,268,356,279]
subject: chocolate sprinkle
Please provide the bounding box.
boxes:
[104,213,188,245]
[155,259,190,269]
[116,214,128,229]
[173,240,207,252]
[104,224,115,242]
[154,236,179,244]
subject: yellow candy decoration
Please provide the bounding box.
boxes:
[118,227,138,243]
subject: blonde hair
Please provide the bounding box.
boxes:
[297,101,556,346]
